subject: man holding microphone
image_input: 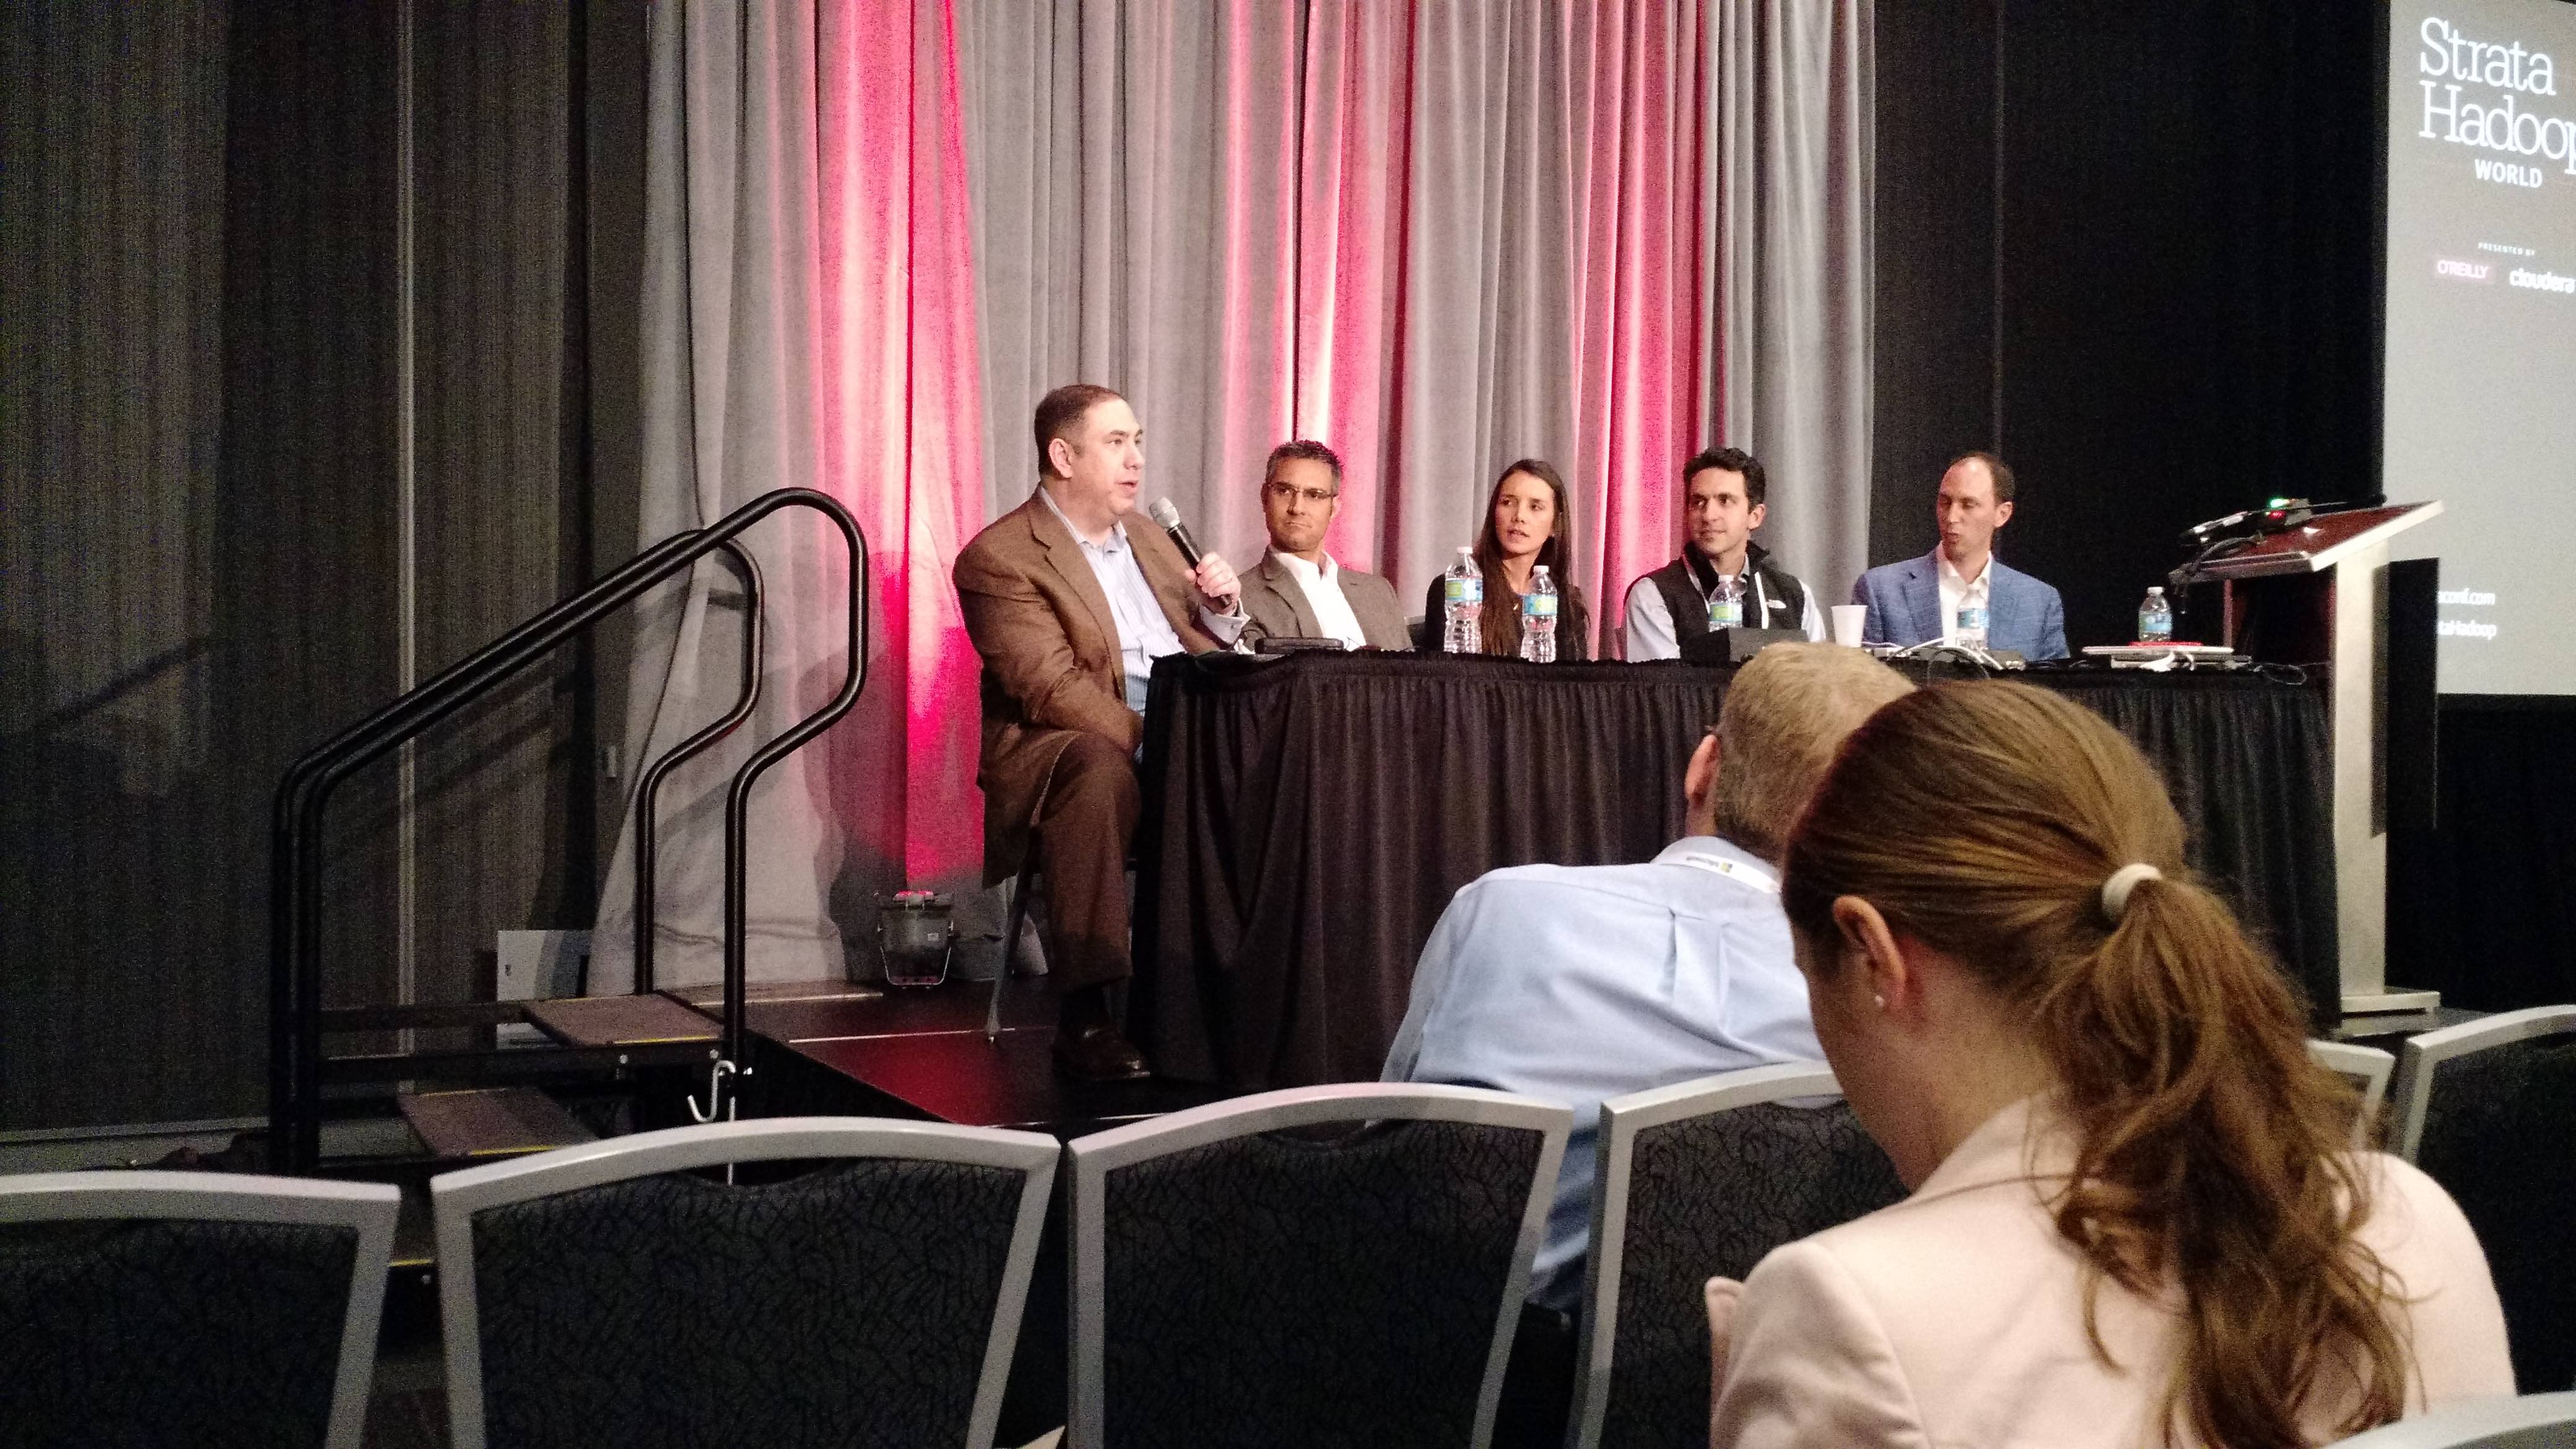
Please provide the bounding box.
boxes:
[953,384,1244,1080]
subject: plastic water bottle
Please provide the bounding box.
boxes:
[1442,547,1484,654]
[1955,601,1990,653]
[2138,586,2174,643]
[1708,573,1744,631]
[1520,565,1559,663]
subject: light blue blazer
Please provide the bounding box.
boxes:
[1851,548,2069,659]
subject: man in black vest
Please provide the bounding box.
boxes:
[1622,446,1823,660]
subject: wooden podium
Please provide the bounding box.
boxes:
[2195,502,2442,1016]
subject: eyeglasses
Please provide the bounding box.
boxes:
[1263,482,1339,507]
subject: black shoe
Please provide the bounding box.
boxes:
[1053,1020,1151,1082]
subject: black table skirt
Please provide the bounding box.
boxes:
[1132,653,2337,1090]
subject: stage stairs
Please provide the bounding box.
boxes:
[268,488,871,1174]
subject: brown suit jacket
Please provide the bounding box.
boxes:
[1240,551,1412,651]
[954,492,1221,884]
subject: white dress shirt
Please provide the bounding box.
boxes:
[1936,549,1993,645]
[1623,563,1827,661]
[1268,549,1370,650]
[1039,488,1243,711]
[1385,835,1824,1312]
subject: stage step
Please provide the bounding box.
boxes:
[523,992,719,1046]
[397,1087,597,1160]
[667,979,882,1010]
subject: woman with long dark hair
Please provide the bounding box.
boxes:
[1421,458,1591,659]
[1710,681,2510,1448]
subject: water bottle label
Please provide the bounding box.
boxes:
[1710,599,1743,629]
[1445,576,1482,607]
[1523,593,1557,619]
[1957,605,1988,634]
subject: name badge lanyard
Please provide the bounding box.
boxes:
[1674,852,1780,896]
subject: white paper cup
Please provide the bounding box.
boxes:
[1831,604,1868,647]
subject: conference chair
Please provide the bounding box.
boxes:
[431,1116,1058,1449]
[2309,1038,2398,1148]
[0,1169,398,1449]
[1064,1082,1571,1449]
[2390,1005,2576,1393]
[2324,1390,2576,1447]
[1566,1061,1908,1449]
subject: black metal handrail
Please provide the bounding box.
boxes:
[634,542,765,994]
[270,487,867,1171]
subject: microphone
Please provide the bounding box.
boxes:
[1146,497,1203,568]
[2180,509,2255,547]
[2178,498,2316,548]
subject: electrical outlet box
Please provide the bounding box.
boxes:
[497,929,591,1002]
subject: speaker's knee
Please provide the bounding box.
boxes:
[1047,734,1140,817]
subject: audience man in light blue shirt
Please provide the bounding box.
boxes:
[1386,643,1913,1316]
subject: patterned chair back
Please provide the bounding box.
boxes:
[2309,1039,2398,1149]
[0,1170,399,1449]
[2393,1006,2576,1395]
[1570,1063,1907,1449]
[430,1116,1057,1449]
[1064,1083,1572,1449]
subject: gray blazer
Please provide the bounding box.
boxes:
[1240,550,1412,650]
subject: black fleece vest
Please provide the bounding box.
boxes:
[1646,543,1809,640]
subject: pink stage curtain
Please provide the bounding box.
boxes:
[607,0,1870,976]
[595,0,986,988]
[814,1,987,901]
[960,0,1868,658]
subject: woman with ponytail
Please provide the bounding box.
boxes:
[1708,681,2510,1448]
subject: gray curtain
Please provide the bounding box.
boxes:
[959,0,1581,627]
[959,0,1874,648]
[1717,0,1874,607]
[593,0,846,991]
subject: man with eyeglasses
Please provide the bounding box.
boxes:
[1238,440,1411,651]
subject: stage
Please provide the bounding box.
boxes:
[657,975,1229,1440]
[721,977,1238,1138]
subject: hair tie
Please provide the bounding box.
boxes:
[2099,863,2163,924]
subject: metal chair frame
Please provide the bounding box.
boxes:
[2309,1038,2398,1149]
[0,1169,400,1449]
[1064,1082,1573,1449]
[1566,1061,1848,1449]
[2322,1389,2576,1447]
[430,1116,1059,1449]
[2390,1006,2576,1162]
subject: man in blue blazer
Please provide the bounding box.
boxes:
[1851,451,2068,659]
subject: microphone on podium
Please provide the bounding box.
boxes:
[1146,497,1203,568]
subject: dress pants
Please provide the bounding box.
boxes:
[1032,732,1142,992]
